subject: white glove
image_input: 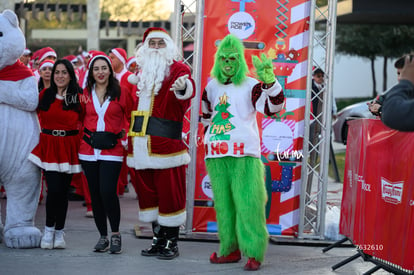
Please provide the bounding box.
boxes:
[170,74,189,91]
[128,73,139,85]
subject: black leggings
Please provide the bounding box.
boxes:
[80,160,122,236]
[43,171,73,230]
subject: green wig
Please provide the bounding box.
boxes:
[211,34,248,85]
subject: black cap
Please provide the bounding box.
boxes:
[313,68,324,75]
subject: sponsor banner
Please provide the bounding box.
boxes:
[340,119,414,271]
[193,0,310,235]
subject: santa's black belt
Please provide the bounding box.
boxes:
[131,115,183,140]
[42,129,79,136]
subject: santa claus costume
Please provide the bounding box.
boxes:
[28,58,83,250]
[127,27,195,260]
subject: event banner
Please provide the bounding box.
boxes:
[340,119,414,271]
[193,0,312,236]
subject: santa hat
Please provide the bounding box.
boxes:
[23,48,32,56]
[39,60,55,71]
[87,51,112,69]
[86,50,100,59]
[31,49,41,61]
[63,55,78,63]
[142,27,171,44]
[38,47,57,62]
[110,48,127,65]
[126,56,137,68]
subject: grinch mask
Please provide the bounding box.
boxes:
[211,34,248,85]
[218,50,239,78]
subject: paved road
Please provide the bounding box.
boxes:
[0,183,390,275]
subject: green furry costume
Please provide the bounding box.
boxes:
[205,157,268,262]
[202,34,284,264]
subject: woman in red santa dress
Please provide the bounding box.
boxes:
[28,59,83,250]
[78,52,133,254]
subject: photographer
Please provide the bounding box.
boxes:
[381,55,414,131]
[368,56,404,117]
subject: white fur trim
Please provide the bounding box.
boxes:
[126,57,136,68]
[128,86,190,169]
[79,153,123,162]
[174,78,193,100]
[40,51,57,62]
[139,208,158,223]
[111,49,126,64]
[88,55,111,69]
[28,154,81,173]
[158,211,186,227]
[127,136,190,169]
[145,31,172,43]
[39,61,54,70]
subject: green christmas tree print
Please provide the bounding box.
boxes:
[209,92,235,141]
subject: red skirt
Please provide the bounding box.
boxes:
[29,132,81,173]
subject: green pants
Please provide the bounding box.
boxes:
[206,156,269,262]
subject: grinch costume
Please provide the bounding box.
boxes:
[201,34,284,271]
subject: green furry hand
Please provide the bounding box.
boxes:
[252,53,276,84]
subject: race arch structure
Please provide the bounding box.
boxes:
[173,0,337,241]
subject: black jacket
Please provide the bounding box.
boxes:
[381,80,414,131]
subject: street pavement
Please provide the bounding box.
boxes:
[0,143,392,275]
[0,184,392,275]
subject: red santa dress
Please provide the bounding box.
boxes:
[29,92,82,173]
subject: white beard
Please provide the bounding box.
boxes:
[136,48,173,96]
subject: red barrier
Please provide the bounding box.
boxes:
[340,119,414,272]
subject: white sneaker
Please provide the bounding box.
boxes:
[40,226,54,249]
[54,229,66,249]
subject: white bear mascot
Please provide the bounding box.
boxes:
[0,9,42,248]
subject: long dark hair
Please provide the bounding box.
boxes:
[86,56,121,101]
[38,76,46,92]
[38,59,82,113]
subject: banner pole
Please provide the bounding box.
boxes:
[184,0,205,237]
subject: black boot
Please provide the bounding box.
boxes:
[157,226,179,260]
[141,222,165,256]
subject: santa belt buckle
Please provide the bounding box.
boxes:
[129,111,149,137]
[52,130,66,136]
